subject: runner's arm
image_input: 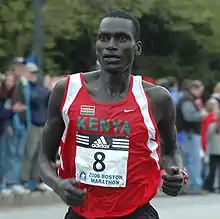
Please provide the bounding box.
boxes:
[39,78,66,192]
[157,88,184,172]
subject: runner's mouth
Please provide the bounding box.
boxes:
[103,54,121,62]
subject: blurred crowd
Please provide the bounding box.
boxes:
[0,57,63,198]
[156,76,220,194]
[0,59,220,199]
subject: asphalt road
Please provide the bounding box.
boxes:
[0,194,219,219]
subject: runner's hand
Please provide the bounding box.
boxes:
[161,166,185,196]
[55,178,87,206]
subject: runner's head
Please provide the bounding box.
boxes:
[96,9,142,74]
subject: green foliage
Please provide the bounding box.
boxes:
[0,0,220,90]
[0,0,33,64]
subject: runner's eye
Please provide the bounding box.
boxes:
[118,35,128,42]
[99,34,109,42]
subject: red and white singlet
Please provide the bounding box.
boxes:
[57,73,160,218]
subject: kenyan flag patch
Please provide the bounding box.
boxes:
[80,105,95,116]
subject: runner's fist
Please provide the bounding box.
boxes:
[55,178,87,206]
[162,166,187,196]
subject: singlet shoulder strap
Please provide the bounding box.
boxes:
[133,75,142,81]
[132,75,143,92]
[60,73,82,112]
[61,73,82,143]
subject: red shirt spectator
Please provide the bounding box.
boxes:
[201,99,219,152]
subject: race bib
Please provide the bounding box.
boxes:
[75,133,129,188]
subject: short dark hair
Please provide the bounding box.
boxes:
[102,9,140,41]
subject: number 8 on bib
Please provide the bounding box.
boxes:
[75,133,129,188]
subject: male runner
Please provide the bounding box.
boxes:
[39,10,187,219]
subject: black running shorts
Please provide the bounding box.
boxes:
[64,203,160,219]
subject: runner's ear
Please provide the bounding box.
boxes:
[135,41,142,56]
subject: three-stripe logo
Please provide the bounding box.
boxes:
[76,133,89,145]
[112,138,129,150]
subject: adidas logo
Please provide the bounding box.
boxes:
[91,136,110,149]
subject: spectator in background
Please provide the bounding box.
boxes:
[180,79,192,92]
[203,110,220,193]
[166,76,180,105]
[201,82,220,153]
[176,79,193,146]
[20,63,51,192]
[176,80,207,194]
[201,99,218,181]
[201,99,218,157]
[0,73,4,84]
[43,75,52,90]
[210,82,220,108]
[0,71,25,197]
[5,57,31,195]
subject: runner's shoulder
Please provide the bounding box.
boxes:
[142,80,172,104]
[50,77,67,107]
[82,70,101,81]
[52,71,100,95]
[142,80,169,95]
[53,77,67,93]
[83,70,100,76]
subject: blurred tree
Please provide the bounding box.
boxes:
[136,0,220,93]
[0,0,220,93]
[0,0,33,68]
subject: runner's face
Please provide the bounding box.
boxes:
[96,17,136,74]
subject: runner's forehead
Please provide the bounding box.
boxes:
[98,17,133,35]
